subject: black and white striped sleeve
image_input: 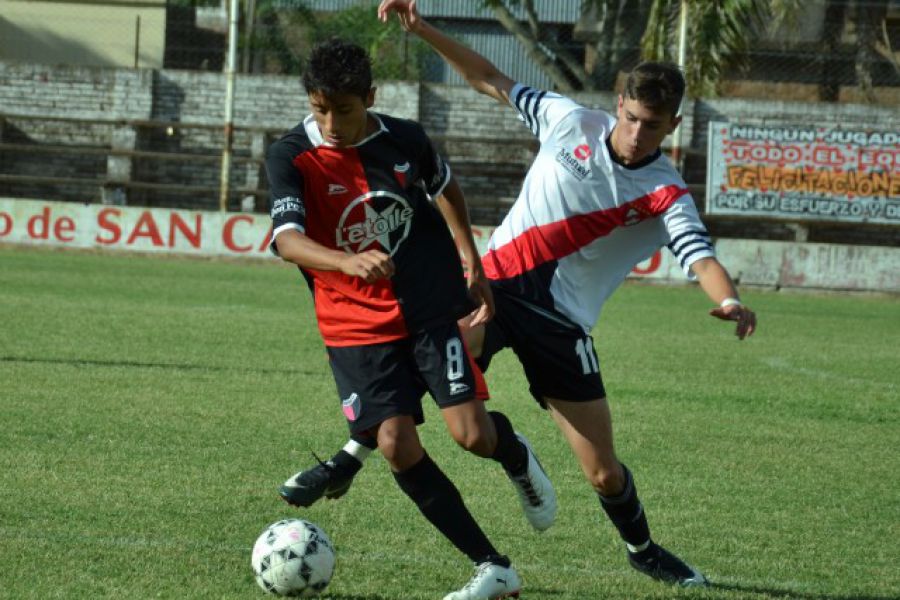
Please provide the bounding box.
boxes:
[662,196,716,277]
[509,83,581,144]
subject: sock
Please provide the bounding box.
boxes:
[328,435,376,476]
[328,449,362,477]
[350,432,378,450]
[488,411,528,476]
[598,463,651,549]
[393,452,499,564]
[342,437,374,463]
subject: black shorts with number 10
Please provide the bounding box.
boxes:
[327,322,478,435]
[477,286,606,406]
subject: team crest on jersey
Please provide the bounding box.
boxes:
[335,191,414,257]
[393,162,410,187]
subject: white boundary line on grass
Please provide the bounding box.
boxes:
[761,356,897,392]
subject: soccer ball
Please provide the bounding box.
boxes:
[251,519,335,596]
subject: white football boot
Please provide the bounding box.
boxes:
[443,561,521,600]
[506,433,557,531]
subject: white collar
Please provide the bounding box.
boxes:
[303,112,387,148]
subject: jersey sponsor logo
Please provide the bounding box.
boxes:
[574,144,592,160]
[271,196,303,218]
[328,183,348,195]
[341,392,361,421]
[556,147,591,180]
[393,162,410,187]
[335,191,414,256]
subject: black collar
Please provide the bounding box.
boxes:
[605,135,661,170]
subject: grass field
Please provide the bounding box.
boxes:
[1,245,898,600]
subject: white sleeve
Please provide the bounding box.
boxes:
[509,83,582,145]
[662,195,716,276]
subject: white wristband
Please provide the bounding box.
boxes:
[720,297,742,308]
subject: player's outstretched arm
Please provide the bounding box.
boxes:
[275,228,395,283]
[434,178,495,327]
[378,0,515,105]
[690,257,757,340]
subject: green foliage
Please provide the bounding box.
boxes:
[640,0,805,97]
[302,4,426,81]
[1,246,898,599]
[248,3,426,79]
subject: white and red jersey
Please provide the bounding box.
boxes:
[483,84,716,332]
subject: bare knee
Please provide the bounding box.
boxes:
[587,462,626,497]
[375,420,422,471]
[451,426,495,457]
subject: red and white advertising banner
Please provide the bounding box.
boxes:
[706,121,900,224]
[0,198,275,258]
[0,198,680,279]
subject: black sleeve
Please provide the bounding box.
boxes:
[414,124,451,199]
[265,136,307,233]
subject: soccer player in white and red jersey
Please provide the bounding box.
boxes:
[277,3,763,592]
[371,1,758,589]
[268,38,559,599]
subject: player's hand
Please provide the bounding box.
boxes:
[709,303,757,340]
[378,0,423,33]
[465,266,495,327]
[339,250,395,283]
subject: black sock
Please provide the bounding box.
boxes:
[598,463,651,548]
[350,432,378,450]
[488,411,528,476]
[328,450,362,476]
[393,452,499,564]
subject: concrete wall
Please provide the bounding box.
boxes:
[0,0,166,69]
[1,60,898,229]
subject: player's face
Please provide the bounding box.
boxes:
[308,88,376,147]
[612,96,680,165]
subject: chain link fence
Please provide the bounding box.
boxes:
[1,0,898,245]
[2,0,898,100]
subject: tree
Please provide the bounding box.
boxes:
[244,2,423,78]
[640,0,805,97]
[480,0,802,96]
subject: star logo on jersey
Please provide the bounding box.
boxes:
[393,162,410,187]
[335,191,414,257]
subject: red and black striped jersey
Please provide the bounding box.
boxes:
[266,112,473,347]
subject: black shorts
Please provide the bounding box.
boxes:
[327,322,478,435]
[477,286,606,406]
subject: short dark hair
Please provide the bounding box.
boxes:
[623,62,685,117]
[302,38,372,99]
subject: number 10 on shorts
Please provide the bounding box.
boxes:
[575,337,599,375]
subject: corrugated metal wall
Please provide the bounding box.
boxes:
[302,0,581,23]
[423,21,578,89]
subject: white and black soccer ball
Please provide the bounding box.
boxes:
[251,519,335,597]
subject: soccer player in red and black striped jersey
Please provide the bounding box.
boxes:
[267,39,556,600]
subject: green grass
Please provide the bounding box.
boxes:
[1,245,897,600]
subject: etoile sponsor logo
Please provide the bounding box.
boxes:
[335,191,414,256]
